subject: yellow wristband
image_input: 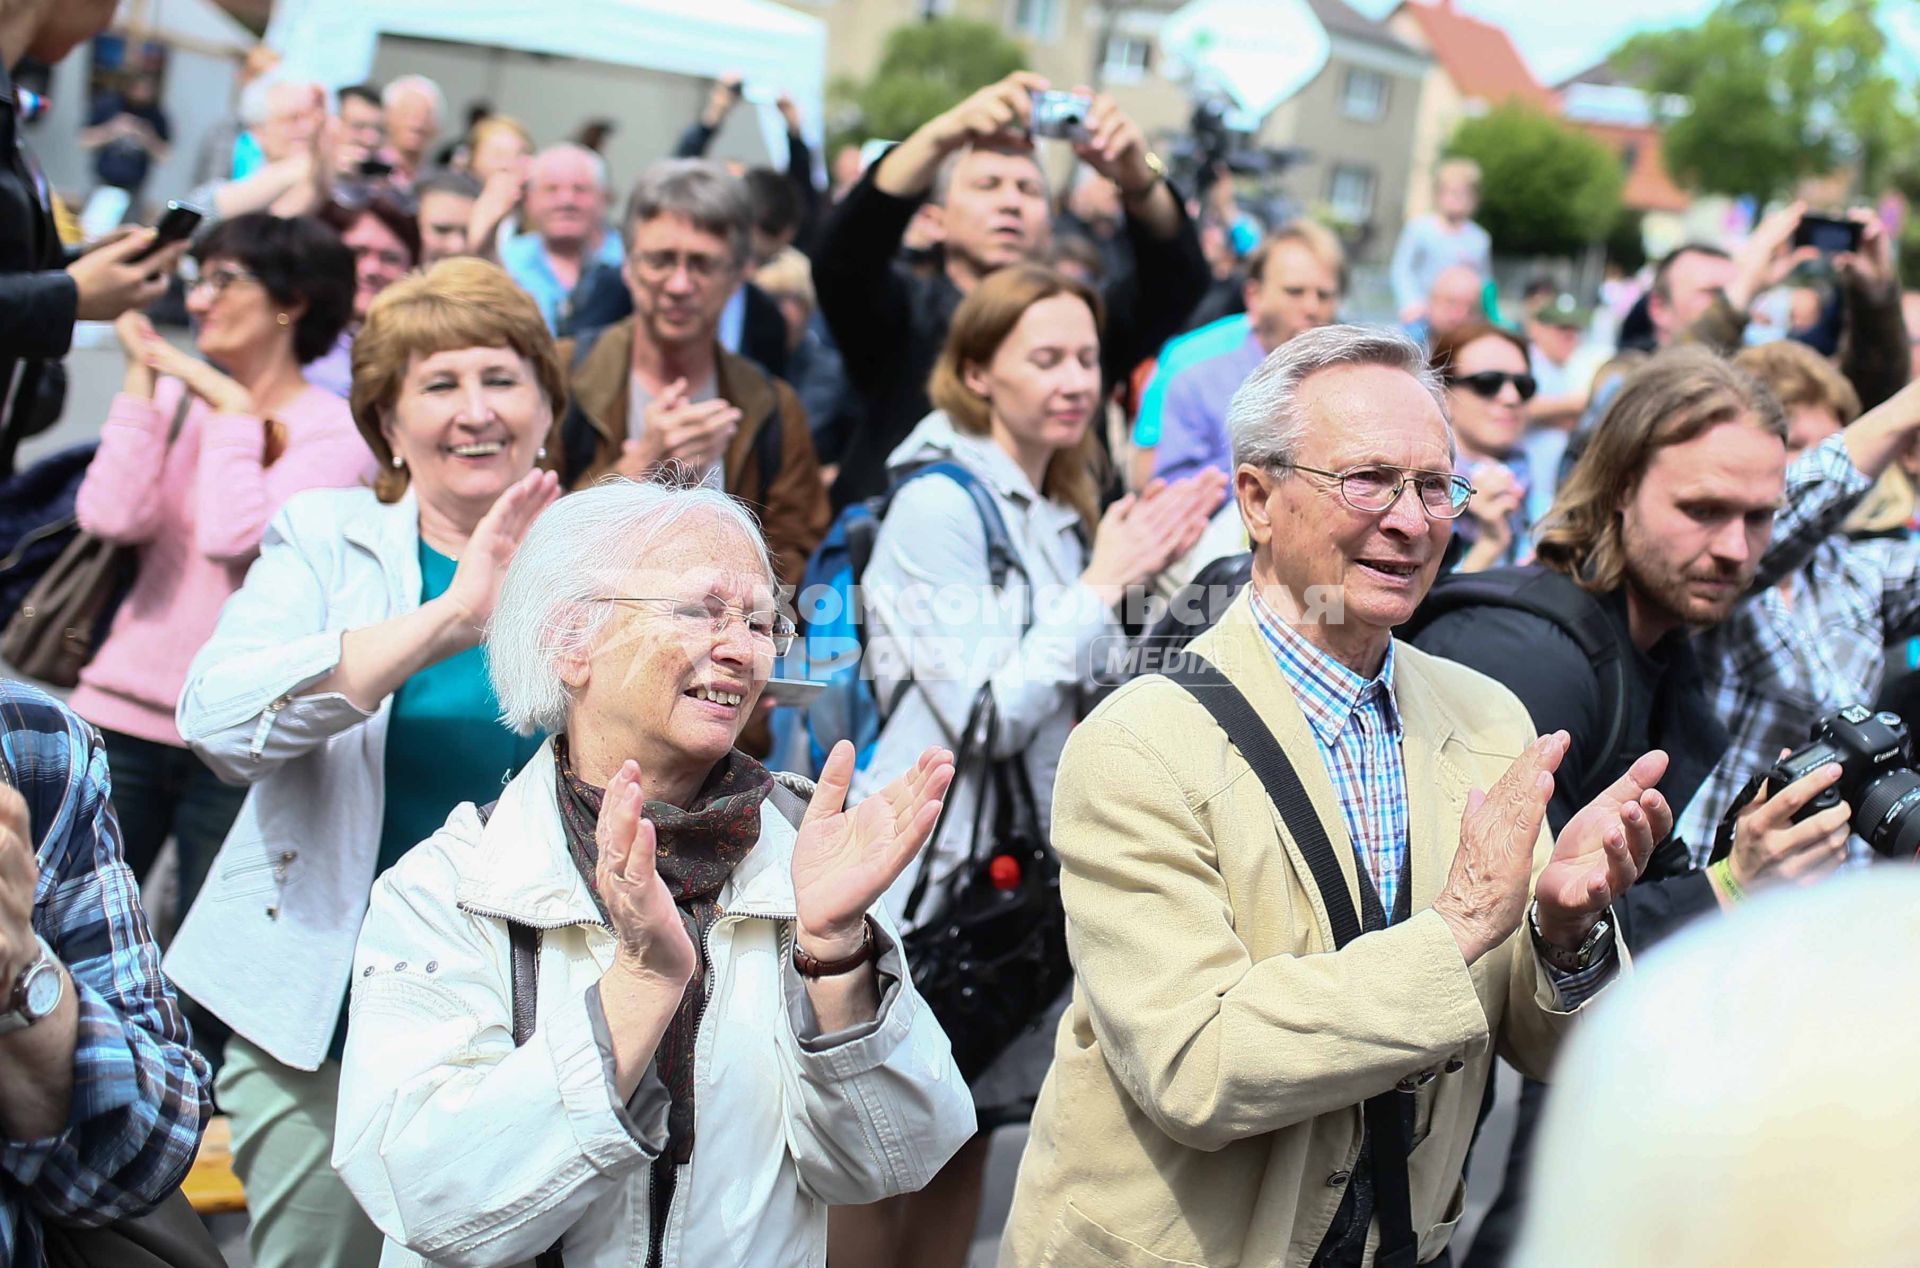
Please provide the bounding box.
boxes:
[1711,856,1745,904]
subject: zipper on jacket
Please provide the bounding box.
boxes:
[645,907,796,1268]
[247,695,290,761]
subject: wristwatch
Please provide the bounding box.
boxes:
[1527,900,1612,974]
[1121,152,1168,202]
[0,935,63,1034]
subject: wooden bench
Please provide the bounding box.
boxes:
[183,1115,247,1216]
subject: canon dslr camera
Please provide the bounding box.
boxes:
[1767,705,1920,858]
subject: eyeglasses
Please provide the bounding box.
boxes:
[186,265,261,297]
[598,596,796,655]
[1451,370,1538,402]
[630,249,733,283]
[1287,463,1475,520]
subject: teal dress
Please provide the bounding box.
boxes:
[329,538,543,1060]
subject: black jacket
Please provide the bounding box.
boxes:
[814,161,1210,509]
[1411,571,1725,951]
[0,63,75,475]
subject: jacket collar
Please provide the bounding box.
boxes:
[340,487,423,603]
[1188,591,1469,925]
[455,739,803,929]
[885,412,1083,537]
[568,317,778,489]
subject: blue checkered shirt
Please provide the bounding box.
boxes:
[0,682,211,1268]
[1252,594,1617,1002]
[1251,589,1411,920]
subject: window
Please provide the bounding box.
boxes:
[1341,67,1388,121]
[1012,0,1061,39]
[1328,164,1376,224]
[1101,33,1153,84]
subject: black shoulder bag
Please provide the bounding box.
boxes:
[899,682,1070,1082]
[1163,655,1420,1268]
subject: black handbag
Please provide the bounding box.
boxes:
[39,1187,227,1268]
[901,683,1071,1083]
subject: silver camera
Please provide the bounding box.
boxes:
[1029,90,1092,142]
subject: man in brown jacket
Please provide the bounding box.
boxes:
[1001,326,1672,1267]
[556,159,828,590]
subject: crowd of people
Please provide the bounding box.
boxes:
[5,0,1920,1264]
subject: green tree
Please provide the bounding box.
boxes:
[1444,104,1625,256]
[1612,0,1919,203]
[834,18,1028,149]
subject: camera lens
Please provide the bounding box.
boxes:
[1856,768,1920,858]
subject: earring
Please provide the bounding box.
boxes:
[276,312,290,326]
[390,453,404,469]
[536,446,547,461]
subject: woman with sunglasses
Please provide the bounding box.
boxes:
[165,259,562,1268]
[1431,320,1536,572]
[73,213,370,930]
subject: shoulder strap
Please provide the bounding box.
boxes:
[900,461,1023,599]
[164,387,192,447]
[1162,656,1363,948]
[482,794,565,1268]
[767,772,811,828]
[1162,655,1416,1268]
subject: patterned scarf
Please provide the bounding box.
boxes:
[553,737,771,1191]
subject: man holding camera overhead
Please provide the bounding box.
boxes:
[814,70,1208,506]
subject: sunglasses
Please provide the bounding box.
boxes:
[1452,370,1538,402]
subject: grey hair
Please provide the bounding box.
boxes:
[486,478,775,736]
[382,74,447,124]
[623,159,753,267]
[1226,324,1450,471]
[531,142,611,194]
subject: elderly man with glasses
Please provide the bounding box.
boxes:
[1000,325,1673,1268]
[556,159,828,595]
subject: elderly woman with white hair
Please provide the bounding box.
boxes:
[333,478,977,1267]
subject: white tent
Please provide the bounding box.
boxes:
[264,0,827,167]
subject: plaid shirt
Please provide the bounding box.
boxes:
[1252,593,1615,1001]
[0,681,210,1268]
[1251,589,1411,919]
[1681,435,1911,859]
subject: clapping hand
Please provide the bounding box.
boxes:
[596,759,697,988]
[1082,470,1228,601]
[1535,750,1671,948]
[791,741,954,960]
[0,785,36,990]
[442,469,563,632]
[1434,732,1567,964]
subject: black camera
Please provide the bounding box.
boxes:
[1767,705,1920,858]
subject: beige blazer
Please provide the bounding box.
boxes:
[1000,591,1621,1267]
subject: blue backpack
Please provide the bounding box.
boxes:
[791,461,1017,773]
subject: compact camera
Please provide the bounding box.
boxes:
[1766,705,1920,858]
[1029,90,1092,143]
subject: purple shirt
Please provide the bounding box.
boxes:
[1150,330,1268,483]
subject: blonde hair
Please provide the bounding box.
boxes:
[350,258,567,502]
[1436,157,1482,192]
[1245,219,1347,288]
[1537,348,1786,591]
[753,247,815,313]
[1733,340,1861,427]
[466,115,532,160]
[928,265,1105,534]
[1732,341,1901,532]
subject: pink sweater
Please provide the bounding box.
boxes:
[71,378,377,746]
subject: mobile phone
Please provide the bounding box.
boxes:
[132,201,205,262]
[358,156,394,179]
[763,676,826,707]
[1792,213,1862,255]
[1030,89,1093,143]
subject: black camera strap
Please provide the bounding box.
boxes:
[1165,655,1419,1268]
[1709,770,1770,865]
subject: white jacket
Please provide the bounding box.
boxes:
[333,741,976,1267]
[854,414,1116,928]
[167,486,424,1070]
